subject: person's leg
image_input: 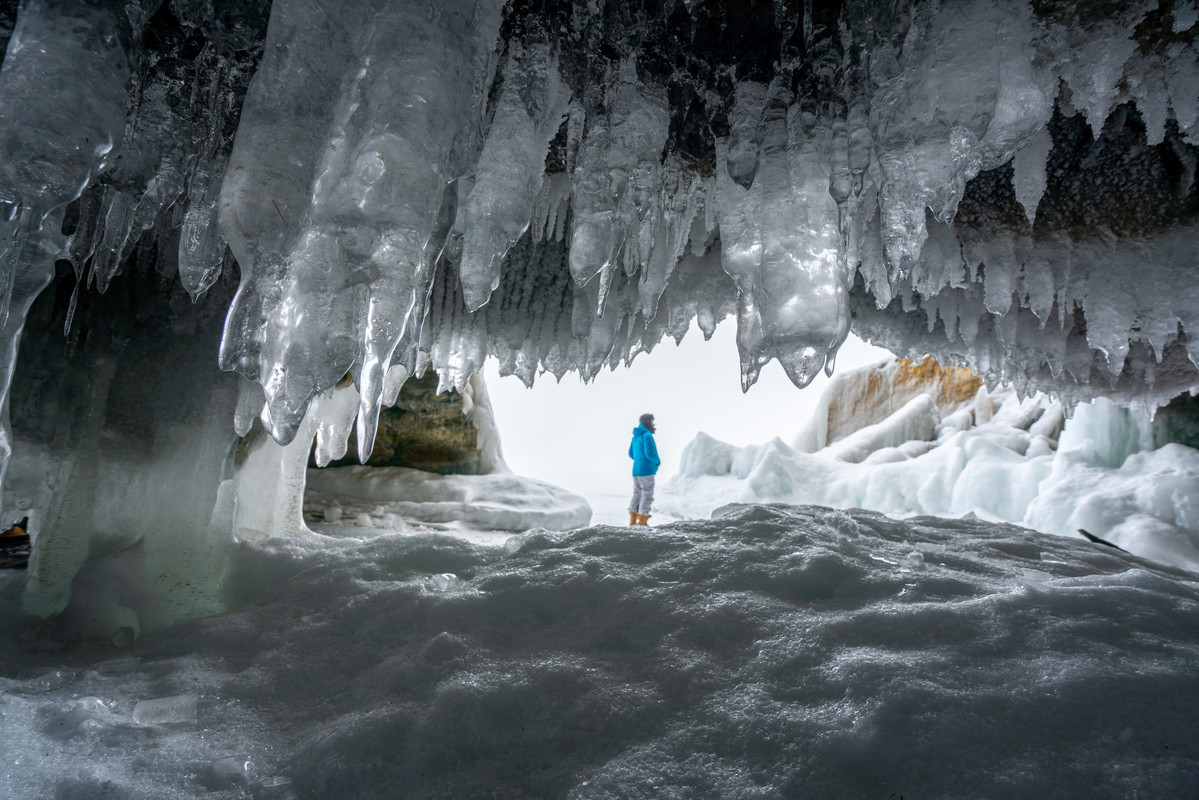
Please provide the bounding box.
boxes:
[637,476,655,516]
[629,478,643,524]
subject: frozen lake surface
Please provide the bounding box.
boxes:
[2,504,1198,798]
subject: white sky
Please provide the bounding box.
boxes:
[484,321,892,506]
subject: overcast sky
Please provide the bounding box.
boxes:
[484,321,892,508]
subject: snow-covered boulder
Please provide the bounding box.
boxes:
[305,466,591,532]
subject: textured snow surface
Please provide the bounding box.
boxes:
[305,465,592,532]
[1,505,1198,798]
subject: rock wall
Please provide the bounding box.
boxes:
[797,356,985,452]
[313,373,484,475]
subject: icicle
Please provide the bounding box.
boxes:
[311,380,360,468]
[457,43,569,311]
[219,0,505,453]
[715,84,850,391]
[1012,126,1052,226]
[178,154,229,299]
[724,82,768,190]
[868,0,1050,280]
[568,57,669,300]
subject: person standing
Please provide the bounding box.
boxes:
[628,413,660,526]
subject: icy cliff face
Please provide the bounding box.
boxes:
[0,0,1196,464]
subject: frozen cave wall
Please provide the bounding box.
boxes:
[1,1,1199,631]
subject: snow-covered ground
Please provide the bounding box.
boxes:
[304,465,592,534]
[2,504,1199,798]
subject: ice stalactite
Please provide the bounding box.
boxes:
[865,0,1053,280]
[0,0,134,494]
[219,0,504,460]
[568,57,670,308]
[715,83,849,390]
[456,40,570,311]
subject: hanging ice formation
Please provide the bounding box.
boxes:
[0,0,1195,467]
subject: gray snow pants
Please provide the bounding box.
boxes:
[629,475,655,515]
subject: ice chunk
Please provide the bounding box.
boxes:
[425,573,459,592]
[94,656,141,676]
[44,697,114,739]
[259,776,294,795]
[132,694,198,725]
[208,755,250,789]
[18,668,75,694]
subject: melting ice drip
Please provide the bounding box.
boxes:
[0,0,1196,468]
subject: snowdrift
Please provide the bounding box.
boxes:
[1,505,1197,797]
[305,465,592,532]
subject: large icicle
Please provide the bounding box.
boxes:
[0,0,132,498]
[456,41,570,311]
[219,0,503,455]
[568,57,670,306]
[715,84,849,390]
[867,0,1052,280]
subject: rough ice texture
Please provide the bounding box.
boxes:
[0,1,1197,463]
[2,504,1198,797]
[662,357,1199,572]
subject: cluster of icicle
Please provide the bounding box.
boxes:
[1,0,1199,468]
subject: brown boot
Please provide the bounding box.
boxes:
[629,512,639,526]
[635,514,651,526]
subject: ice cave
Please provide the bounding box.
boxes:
[3,0,1199,797]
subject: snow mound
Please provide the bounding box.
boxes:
[305,465,591,532]
[2,505,1197,797]
[663,360,1199,572]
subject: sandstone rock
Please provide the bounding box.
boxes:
[314,373,484,475]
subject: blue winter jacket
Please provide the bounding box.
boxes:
[629,425,661,477]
